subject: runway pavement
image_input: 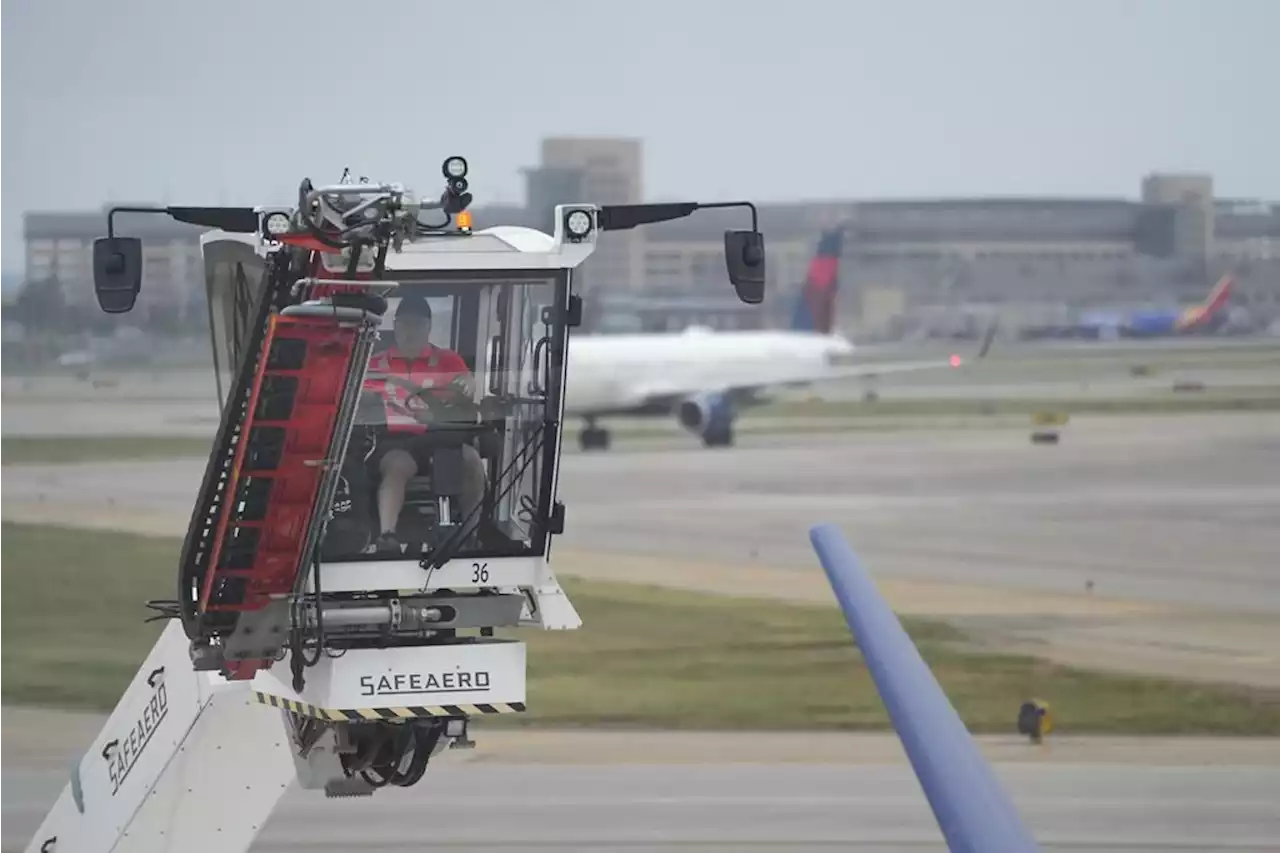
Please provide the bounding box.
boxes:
[554,412,1280,686]
[556,413,1280,611]
[0,399,220,437]
[9,764,1279,852]
[4,411,1280,686]
[4,364,1280,850]
[5,337,1277,436]
[5,709,1280,852]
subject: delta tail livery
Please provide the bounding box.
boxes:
[563,227,970,450]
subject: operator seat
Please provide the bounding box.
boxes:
[400,428,479,532]
[400,398,505,535]
[387,402,501,552]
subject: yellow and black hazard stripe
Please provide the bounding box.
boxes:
[253,691,525,721]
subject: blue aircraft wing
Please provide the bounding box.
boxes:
[809,523,1040,853]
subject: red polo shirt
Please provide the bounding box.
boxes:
[364,344,470,434]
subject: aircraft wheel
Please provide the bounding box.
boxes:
[579,426,611,451]
[702,424,735,448]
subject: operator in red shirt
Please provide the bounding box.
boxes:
[362,295,487,554]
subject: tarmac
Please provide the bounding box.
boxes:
[5,410,1279,687]
[4,708,1280,852]
[4,361,1280,850]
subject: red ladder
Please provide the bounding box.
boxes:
[199,306,377,678]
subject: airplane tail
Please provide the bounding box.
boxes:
[790,227,845,335]
[1199,273,1234,316]
[1176,273,1234,331]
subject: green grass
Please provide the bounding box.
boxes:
[4,521,1279,734]
[503,581,1280,734]
[1,523,185,709]
[2,435,214,465]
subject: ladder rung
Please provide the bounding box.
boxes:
[196,305,375,630]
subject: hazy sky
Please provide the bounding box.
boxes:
[3,0,1277,273]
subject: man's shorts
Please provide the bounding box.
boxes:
[368,431,435,472]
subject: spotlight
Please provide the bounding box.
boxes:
[442,156,468,179]
[263,211,292,238]
[563,208,594,241]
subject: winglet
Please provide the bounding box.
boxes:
[976,317,999,359]
[808,524,1040,853]
[947,319,998,369]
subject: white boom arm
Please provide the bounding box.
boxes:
[27,620,527,853]
[26,622,295,853]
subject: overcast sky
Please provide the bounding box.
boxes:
[3,0,1277,274]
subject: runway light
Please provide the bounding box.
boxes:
[949,354,962,367]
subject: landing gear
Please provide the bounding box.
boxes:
[579,419,611,451]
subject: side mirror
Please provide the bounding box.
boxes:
[93,237,143,314]
[724,230,766,304]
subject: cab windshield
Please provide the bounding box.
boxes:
[318,271,566,564]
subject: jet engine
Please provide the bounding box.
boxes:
[677,391,736,447]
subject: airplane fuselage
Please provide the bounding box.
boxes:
[563,328,856,417]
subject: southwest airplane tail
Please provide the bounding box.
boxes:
[1027,271,1236,339]
[1174,273,1234,332]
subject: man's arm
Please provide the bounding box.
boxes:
[439,349,476,396]
[372,373,426,394]
[366,350,475,396]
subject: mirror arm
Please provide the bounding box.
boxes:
[105,205,260,239]
[690,200,760,233]
[596,200,760,233]
[105,206,170,240]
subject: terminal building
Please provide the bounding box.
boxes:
[21,140,1280,336]
[624,172,1280,337]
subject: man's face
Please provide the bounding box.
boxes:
[394,312,432,354]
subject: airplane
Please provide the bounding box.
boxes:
[565,227,973,450]
[1021,273,1235,341]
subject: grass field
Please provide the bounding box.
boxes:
[4,522,1278,734]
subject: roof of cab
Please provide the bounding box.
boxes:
[200,223,596,271]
